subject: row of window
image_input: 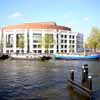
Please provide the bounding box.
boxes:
[33,50,54,54]
[60,35,75,39]
[57,50,67,53]
[57,50,75,53]
[33,45,54,48]
[6,50,24,54]
[33,50,42,53]
[33,45,41,48]
[61,45,67,48]
[60,45,75,48]
[60,40,75,43]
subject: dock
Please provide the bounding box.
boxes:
[67,64,100,98]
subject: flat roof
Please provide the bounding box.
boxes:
[3,22,71,31]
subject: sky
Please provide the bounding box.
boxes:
[0,0,100,39]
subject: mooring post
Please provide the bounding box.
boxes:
[70,70,74,81]
[88,75,92,90]
[84,64,88,80]
[82,64,88,83]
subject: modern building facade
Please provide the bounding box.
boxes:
[1,22,83,54]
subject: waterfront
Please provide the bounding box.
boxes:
[0,59,100,100]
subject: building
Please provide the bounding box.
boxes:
[1,22,83,54]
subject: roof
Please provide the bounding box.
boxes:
[3,22,71,31]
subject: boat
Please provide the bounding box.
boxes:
[54,54,99,60]
[0,55,9,59]
[40,55,52,60]
[10,53,42,60]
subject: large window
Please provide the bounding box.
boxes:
[33,33,42,43]
[6,34,14,48]
[16,34,24,48]
[44,34,54,48]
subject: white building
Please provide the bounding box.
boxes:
[1,22,83,54]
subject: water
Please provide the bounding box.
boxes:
[0,59,100,100]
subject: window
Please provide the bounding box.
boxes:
[33,33,42,39]
[33,45,37,48]
[57,50,59,52]
[69,35,71,38]
[65,45,67,48]
[61,35,63,38]
[61,45,63,48]
[33,40,38,43]
[21,50,24,53]
[10,50,13,53]
[61,50,63,52]
[38,45,41,48]
[61,40,63,43]
[72,40,75,43]
[16,50,20,54]
[50,50,53,54]
[50,45,54,48]
[72,36,74,39]
[72,45,75,48]
[65,50,67,53]
[69,40,71,43]
[65,35,67,38]
[65,40,67,43]
[33,50,37,53]
[6,50,9,53]
[38,50,41,54]
[6,34,14,48]
[16,34,24,48]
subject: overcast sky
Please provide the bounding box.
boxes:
[0,0,100,39]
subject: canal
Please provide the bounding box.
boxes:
[0,59,100,100]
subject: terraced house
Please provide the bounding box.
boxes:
[1,22,83,54]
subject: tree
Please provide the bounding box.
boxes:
[87,27,100,53]
[39,34,55,54]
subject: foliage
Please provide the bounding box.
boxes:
[87,27,100,52]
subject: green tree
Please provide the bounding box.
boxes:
[87,27,100,53]
[39,34,55,54]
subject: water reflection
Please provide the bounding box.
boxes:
[0,59,100,100]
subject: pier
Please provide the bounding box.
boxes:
[68,64,100,98]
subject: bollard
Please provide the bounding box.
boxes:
[82,64,88,83]
[70,70,74,81]
[88,75,92,90]
[82,69,86,83]
[84,64,88,80]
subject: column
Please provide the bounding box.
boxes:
[53,32,57,54]
[3,31,7,53]
[24,29,28,53]
[13,31,16,53]
[42,30,45,54]
[29,29,33,53]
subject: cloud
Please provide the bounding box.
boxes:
[83,16,89,21]
[8,12,22,20]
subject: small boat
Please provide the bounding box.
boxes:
[40,55,52,60]
[0,55,9,60]
[54,54,99,60]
